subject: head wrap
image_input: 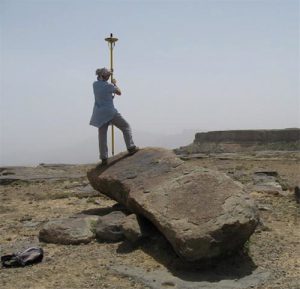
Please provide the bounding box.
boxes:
[95,68,112,79]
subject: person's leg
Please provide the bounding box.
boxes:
[111,113,136,150]
[98,122,109,161]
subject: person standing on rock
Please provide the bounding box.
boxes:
[89,68,139,165]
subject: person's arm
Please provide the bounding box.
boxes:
[111,79,122,95]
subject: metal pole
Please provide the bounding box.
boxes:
[105,33,118,156]
[109,40,115,156]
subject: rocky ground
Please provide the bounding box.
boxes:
[0,151,299,289]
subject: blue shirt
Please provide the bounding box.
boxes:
[89,80,118,128]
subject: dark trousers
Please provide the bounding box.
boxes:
[98,113,135,159]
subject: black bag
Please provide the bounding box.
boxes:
[1,247,44,268]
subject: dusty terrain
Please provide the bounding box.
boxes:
[0,151,299,289]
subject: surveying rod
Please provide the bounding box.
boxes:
[105,33,118,156]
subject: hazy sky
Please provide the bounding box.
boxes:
[1,0,299,165]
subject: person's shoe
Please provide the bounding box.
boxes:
[95,158,108,169]
[128,146,139,155]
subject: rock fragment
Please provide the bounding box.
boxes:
[95,211,127,242]
[39,216,97,245]
[122,214,151,243]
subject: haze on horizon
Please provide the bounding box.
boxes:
[1,0,299,166]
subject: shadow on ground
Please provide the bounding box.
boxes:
[117,225,258,283]
[79,203,131,216]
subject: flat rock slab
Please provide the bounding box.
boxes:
[39,216,97,245]
[110,264,270,289]
[88,147,259,261]
[0,164,89,185]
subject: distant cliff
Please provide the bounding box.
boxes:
[175,128,300,154]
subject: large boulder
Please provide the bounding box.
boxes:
[87,147,259,261]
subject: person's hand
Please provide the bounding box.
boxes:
[111,78,117,85]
